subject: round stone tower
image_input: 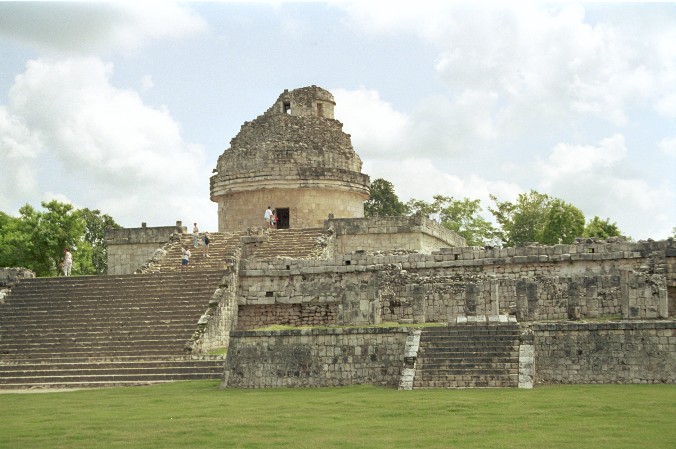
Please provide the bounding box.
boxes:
[210,85,370,231]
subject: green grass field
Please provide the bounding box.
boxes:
[1,382,674,449]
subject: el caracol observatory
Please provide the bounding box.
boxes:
[210,86,370,231]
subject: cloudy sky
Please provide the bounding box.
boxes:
[0,1,674,240]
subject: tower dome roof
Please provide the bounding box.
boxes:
[210,86,369,196]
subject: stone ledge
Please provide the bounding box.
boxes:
[231,326,412,338]
[530,320,676,331]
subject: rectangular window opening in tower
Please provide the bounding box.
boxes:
[283,101,291,114]
[317,103,324,117]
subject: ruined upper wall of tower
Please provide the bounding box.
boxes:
[263,85,336,119]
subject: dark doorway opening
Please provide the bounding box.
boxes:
[276,208,290,229]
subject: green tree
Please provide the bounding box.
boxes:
[75,208,121,275]
[541,199,586,244]
[12,200,85,276]
[0,211,30,269]
[584,216,622,239]
[364,178,408,217]
[407,195,496,246]
[489,190,552,247]
[0,201,119,277]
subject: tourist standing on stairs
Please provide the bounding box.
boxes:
[264,206,272,228]
[62,248,73,276]
[203,232,210,257]
[193,223,199,247]
[271,209,277,228]
[181,247,191,271]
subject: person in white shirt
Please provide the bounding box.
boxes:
[264,206,272,228]
[63,248,73,276]
[192,223,199,247]
[181,247,191,271]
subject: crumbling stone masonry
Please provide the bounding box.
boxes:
[327,215,466,254]
[0,267,35,304]
[106,222,186,275]
[235,239,673,327]
[222,321,676,388]
[223,327,409,388]
[531,321,676,384]
[220,236,674,388]
[210,86,370,231]
[102,85,676,389]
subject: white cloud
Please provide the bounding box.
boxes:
[140,75,154,91]
[333,87,409,158]
[534,135,675,240]
[334,86,500,161]
[659,137,676,158]
[4,57,213,228]
[0,106,43,210]
[10,58,206,184]
[340,2,675,130]
[364,156,520,206]
[0,2,207,55]
[537,134,628,188]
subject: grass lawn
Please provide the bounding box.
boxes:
[0,382,674,449]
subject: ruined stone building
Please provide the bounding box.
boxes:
[210,86,370,231]
[1,86,674,390]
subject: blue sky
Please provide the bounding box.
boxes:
[0,1,674,240]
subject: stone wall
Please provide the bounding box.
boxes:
[105,223,186,275]
[531,321,676,384]
[0,267,35,287]
[221,322,674,389]
[186,255,241,353]
[667,244,676,316]
[237,303,339,330]
[235,239,673,328]
[0,267,35,304]
[222,327,409,388]
[326,215,466,254]
[215,187,366,231]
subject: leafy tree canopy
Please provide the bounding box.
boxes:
[541,199,586,245]
[367,179,631,248]
[364,178,408,217]
[489,190,552,247]
[407,195,497,247]
[584,216,623,240]
[489,190,608,246]
[0,201,120,277]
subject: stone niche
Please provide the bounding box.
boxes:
[210,86,370,231]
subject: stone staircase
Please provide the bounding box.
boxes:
[142,231,246,273]
[412,324,521,388]
[0,270,226,389]
[244,228,331,259]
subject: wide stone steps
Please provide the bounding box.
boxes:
[0,364,223,388]
[3,323,195,338]
[246,228,329,259]
[413,324,521,389]
[0,270,226,389]
[0,338,191,350]
[1,304,209,315]
[148,232,244,273]
[1,348,207,360]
